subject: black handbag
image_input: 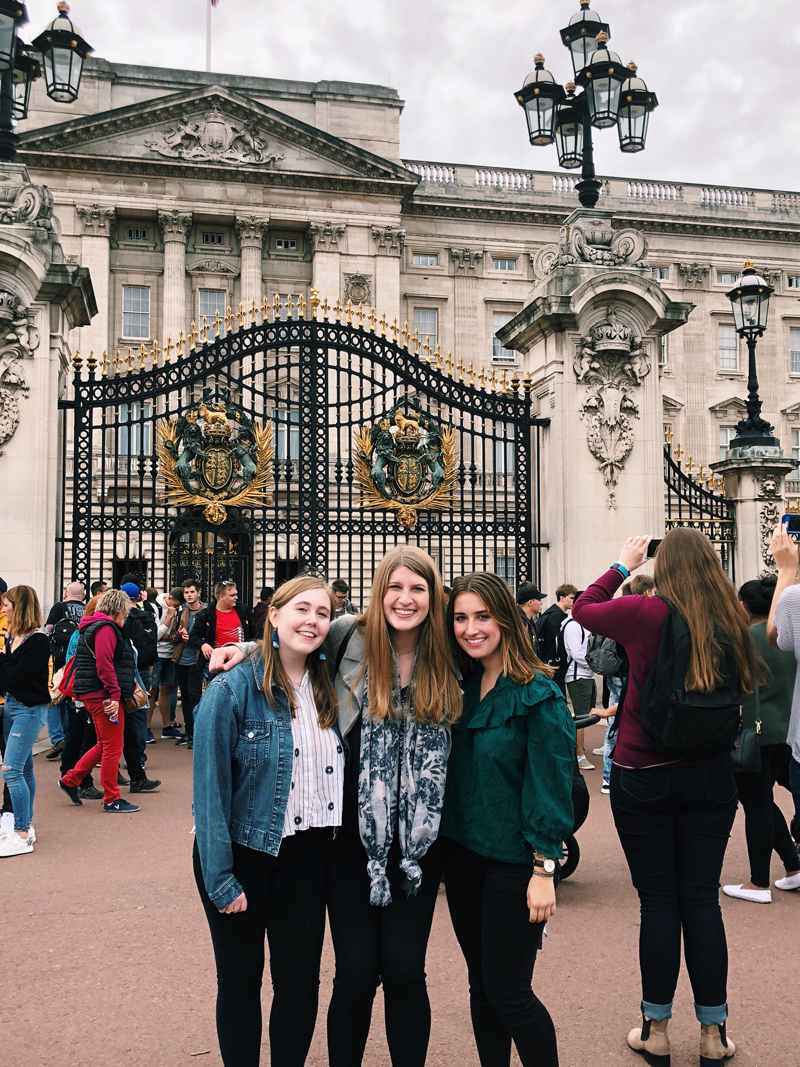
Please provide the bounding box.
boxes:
[732,688,762,774]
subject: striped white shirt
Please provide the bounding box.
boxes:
[282,672,344,838]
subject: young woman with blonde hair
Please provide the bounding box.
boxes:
[193,574,340,1067]
[573,529,763,1067]
[441,572,575,1067]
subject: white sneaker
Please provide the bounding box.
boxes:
[601,780,610,794]
[0,830,34,857]
[775,872,800,891]
[27,824,35,845]
[577,755,595,770]
[722,883,771,904]
[0,812,14,834]
[592,747,605,756]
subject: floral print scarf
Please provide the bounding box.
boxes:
[357,666,448,907]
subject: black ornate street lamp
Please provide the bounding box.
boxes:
[515,0,657,209]
[726,260,779,450]
[0,1,92,164]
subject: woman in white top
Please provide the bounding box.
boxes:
[193,575,342,1067]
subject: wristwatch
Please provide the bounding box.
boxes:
[533,855,557,877]
[609,562,630,579]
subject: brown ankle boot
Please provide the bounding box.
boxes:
[628,1016,671,1066]
[700,1022,735,1065]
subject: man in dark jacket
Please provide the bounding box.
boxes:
[43,581,86,759]
[516,584,546,654]
[190,580,253,661]
[119,582,161,794]
[535,583,578,695]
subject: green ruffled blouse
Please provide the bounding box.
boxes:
[440,670,576,863]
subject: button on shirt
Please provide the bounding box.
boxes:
[282,672,344,838]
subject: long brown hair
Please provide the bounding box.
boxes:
[261,575,338,728]
[653,527,763,693]
[3,585,42,637]
[359,546,461,724]
[448,572,554,684]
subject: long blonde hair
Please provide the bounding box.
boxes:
[448,572,554,683]
[359,546,461,724]
[653,527,763,693]
[261,575,338,728]
[3,585,42,637]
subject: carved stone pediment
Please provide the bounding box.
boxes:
[187,258,240,276]
[663,394,684,417]
[709,397,747,421]
[781,402,800,422]
[531,211,648,281]
[144,108,285,168]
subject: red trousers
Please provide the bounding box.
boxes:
[62,699,124,804]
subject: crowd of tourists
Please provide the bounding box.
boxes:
[2,526,800,1067]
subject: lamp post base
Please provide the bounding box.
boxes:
[728,430,781,452]
[576,178,602,209]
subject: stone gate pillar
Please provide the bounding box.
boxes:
[499,208,693,591]
[712,455,795,581]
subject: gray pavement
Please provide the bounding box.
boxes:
[1,722,797,1067]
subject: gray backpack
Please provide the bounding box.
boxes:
[584,634,623,676]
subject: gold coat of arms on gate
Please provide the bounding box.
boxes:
[354,396,458,529]
[156,388,274,525]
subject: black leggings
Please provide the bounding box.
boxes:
[442,837,557,1067]
[59,702,97,787]
[193,829,331,1067]
[326,829,443,1067]
[735,743,799,887]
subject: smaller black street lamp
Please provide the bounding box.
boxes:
[515,0,657,209]
[0,1,92,164]
[726,260,780,450]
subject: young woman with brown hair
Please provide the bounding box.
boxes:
[193,574,340,1067]
[573,529,763,1067]
[441,572,575,1067]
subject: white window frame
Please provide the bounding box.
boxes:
[719,426,737,460]
[494,426,516,476]
[718,323,739,371]
[494,556,516,591]
[659,335,668,366]
[201,231,225,246]
[274,408,300,462]
[492,258,517,272]
[788,276,800,289]
[121,285,151,340]
[492,311,516,364]
[198,289,228,335]
[790,328,800,375]
[275,238,297,251]
[716,271,737,286]
[652,266,669,281]
[118,401,153,463]
[124,226,148,242]
[413,307,438,350]
[412,253,439,267]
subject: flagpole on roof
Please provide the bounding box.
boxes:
[206,0,212,73]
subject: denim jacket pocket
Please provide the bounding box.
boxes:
[235,720,273,767]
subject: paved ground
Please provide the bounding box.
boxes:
[3,722,798,1067]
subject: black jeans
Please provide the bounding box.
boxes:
[326,829,443,1067]
[59,702,97,788]
[194,829,331,1067]
[0,709,11,812]
[442,838,557,1067]
[610,758,738,1016]
[176,658,204,738]
[122,707,147,783]
[734,742,798,887]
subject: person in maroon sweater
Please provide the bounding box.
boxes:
[573,529,762,1067]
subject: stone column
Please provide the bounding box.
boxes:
[158,209,192,344]
[76,203,115,357]
[711,455,795,581]
[235,215,268,312]
[371,225,405,323]
[450,248,484,363]
[307,221,346,306]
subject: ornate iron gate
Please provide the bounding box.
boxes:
[58,295,547,606]
[663,429,735,576]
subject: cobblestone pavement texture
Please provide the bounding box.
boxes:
[2,724,797,1066]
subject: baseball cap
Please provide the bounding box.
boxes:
[121,582,140,599]
[516,584,547,605]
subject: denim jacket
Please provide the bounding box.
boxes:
[193,652,294,909]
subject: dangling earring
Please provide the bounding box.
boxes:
[271,631,280,649]
[318,646,327,661]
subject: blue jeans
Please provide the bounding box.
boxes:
[2,697,47,832]
[610,758,737,1025]
[602,676,623,782]
[46,701,65,747]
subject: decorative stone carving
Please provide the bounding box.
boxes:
[307,221,346,253]
[0,171,56,243]
[234,215,268,248]
[343,273,372,306]
[763,269,782,288]
[76,203,116,237]
[0,299,39,455]
[144,109,285,167]
[760,501,782,572]
[158,209,193,243]
[677,262,710,289]
[187,259,240,276]
[372,225,406,256]
[574,312,651,509]
[532,216,648,280]
[450,248,484,272]
[756,474,782,500]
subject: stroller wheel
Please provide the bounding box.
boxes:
[558,835,580,881]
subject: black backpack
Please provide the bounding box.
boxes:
[123,607,158,668]
[637,598,742,760]
[50,617,78,668]
[536,607,565,672]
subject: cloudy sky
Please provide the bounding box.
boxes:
[28,0,799,192]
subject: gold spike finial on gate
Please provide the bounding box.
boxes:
[333,298,342,323]
[113,349,123,375]
[356,302,365,329]
[165,336,175,363]
[523,371,533,394]
[200,315,209,344]
[378,311,388,337]
[478,365,486,390]
[511,370,520,393]
[238,301,246,330]
[421,336,431,362]
[321,296,331,321]
[176,330,186,359]
[368,307,377,332]
[87,350,97,372]
[345,299,353,325]
[272,293,282,320]
[400,320,410,348]
[138,344,147,370]
[673,442,684,465]
[456,356,465,382]
[224,306,234,334]
[297,294,307,320]
[309,287,320,320]
[500,368,508,393]
[391,316,398,342]
[212,310,222,339]
[261,294,271,321]
[126,347,134,372]
[99,351,109,377]
[488,367,497,392]
[151,339,161,365]
[189,321,198,352]
[73,350,82,371]
[249,299,259,326]
[444,350,453,376]
[434,343,443,370]
[664,423,674,447]
[468,361,475,386]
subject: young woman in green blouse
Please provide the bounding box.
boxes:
[441,572,576,1067]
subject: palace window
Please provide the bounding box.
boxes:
[492,258,517,271]
[412,253,439,267]
[494,426,516,475]
[660,335,668,366]
[492,312,516,363]
[274,409,300,462]
[201,231,225,245]
[790,328,800,374]
[718,323,739,371]
[124,226,148,241]
[793,428,800,478]
[276,238,297,251]
[199,289,227,334]
[652,266,668,280]
[118,401,153,460]
[494,556,516,590]
[413,308,438,350]
[716,271,737,285]
[789,276,800,289]
[122,286,150,340]
[719,426,736,460]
